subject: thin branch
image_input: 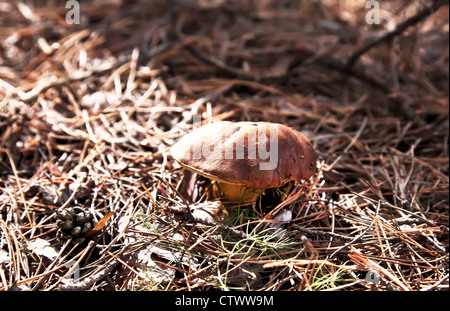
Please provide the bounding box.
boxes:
[291,224,356,242]
[59,258,119,291]
[346,0,449,69]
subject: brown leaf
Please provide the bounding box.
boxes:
[83,212,114,238]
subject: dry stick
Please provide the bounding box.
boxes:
[328,229,372,259]
[186,211,248,240]
[423,274,449,291]
[291,224,356,242]
[345,0,449,70]
[59,258,120,291]
[301,0,449,120]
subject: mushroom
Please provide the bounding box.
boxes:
[171,121,317,202]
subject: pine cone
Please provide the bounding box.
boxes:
[55,207,102,244]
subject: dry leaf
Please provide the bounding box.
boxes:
[83,211,114,238]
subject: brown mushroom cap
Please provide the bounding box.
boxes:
[171,121,317,190]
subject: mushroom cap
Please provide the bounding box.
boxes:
[171,121,317,189]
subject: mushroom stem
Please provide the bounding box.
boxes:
[218,182,263,202]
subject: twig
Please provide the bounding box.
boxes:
[346,0,449,69]
[423,274,449,291]
[328,230,370,258]
[291,224,355,242]
[59,258,119,291]
[187,213,248,240]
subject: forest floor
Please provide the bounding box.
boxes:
[0,0,448,291]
